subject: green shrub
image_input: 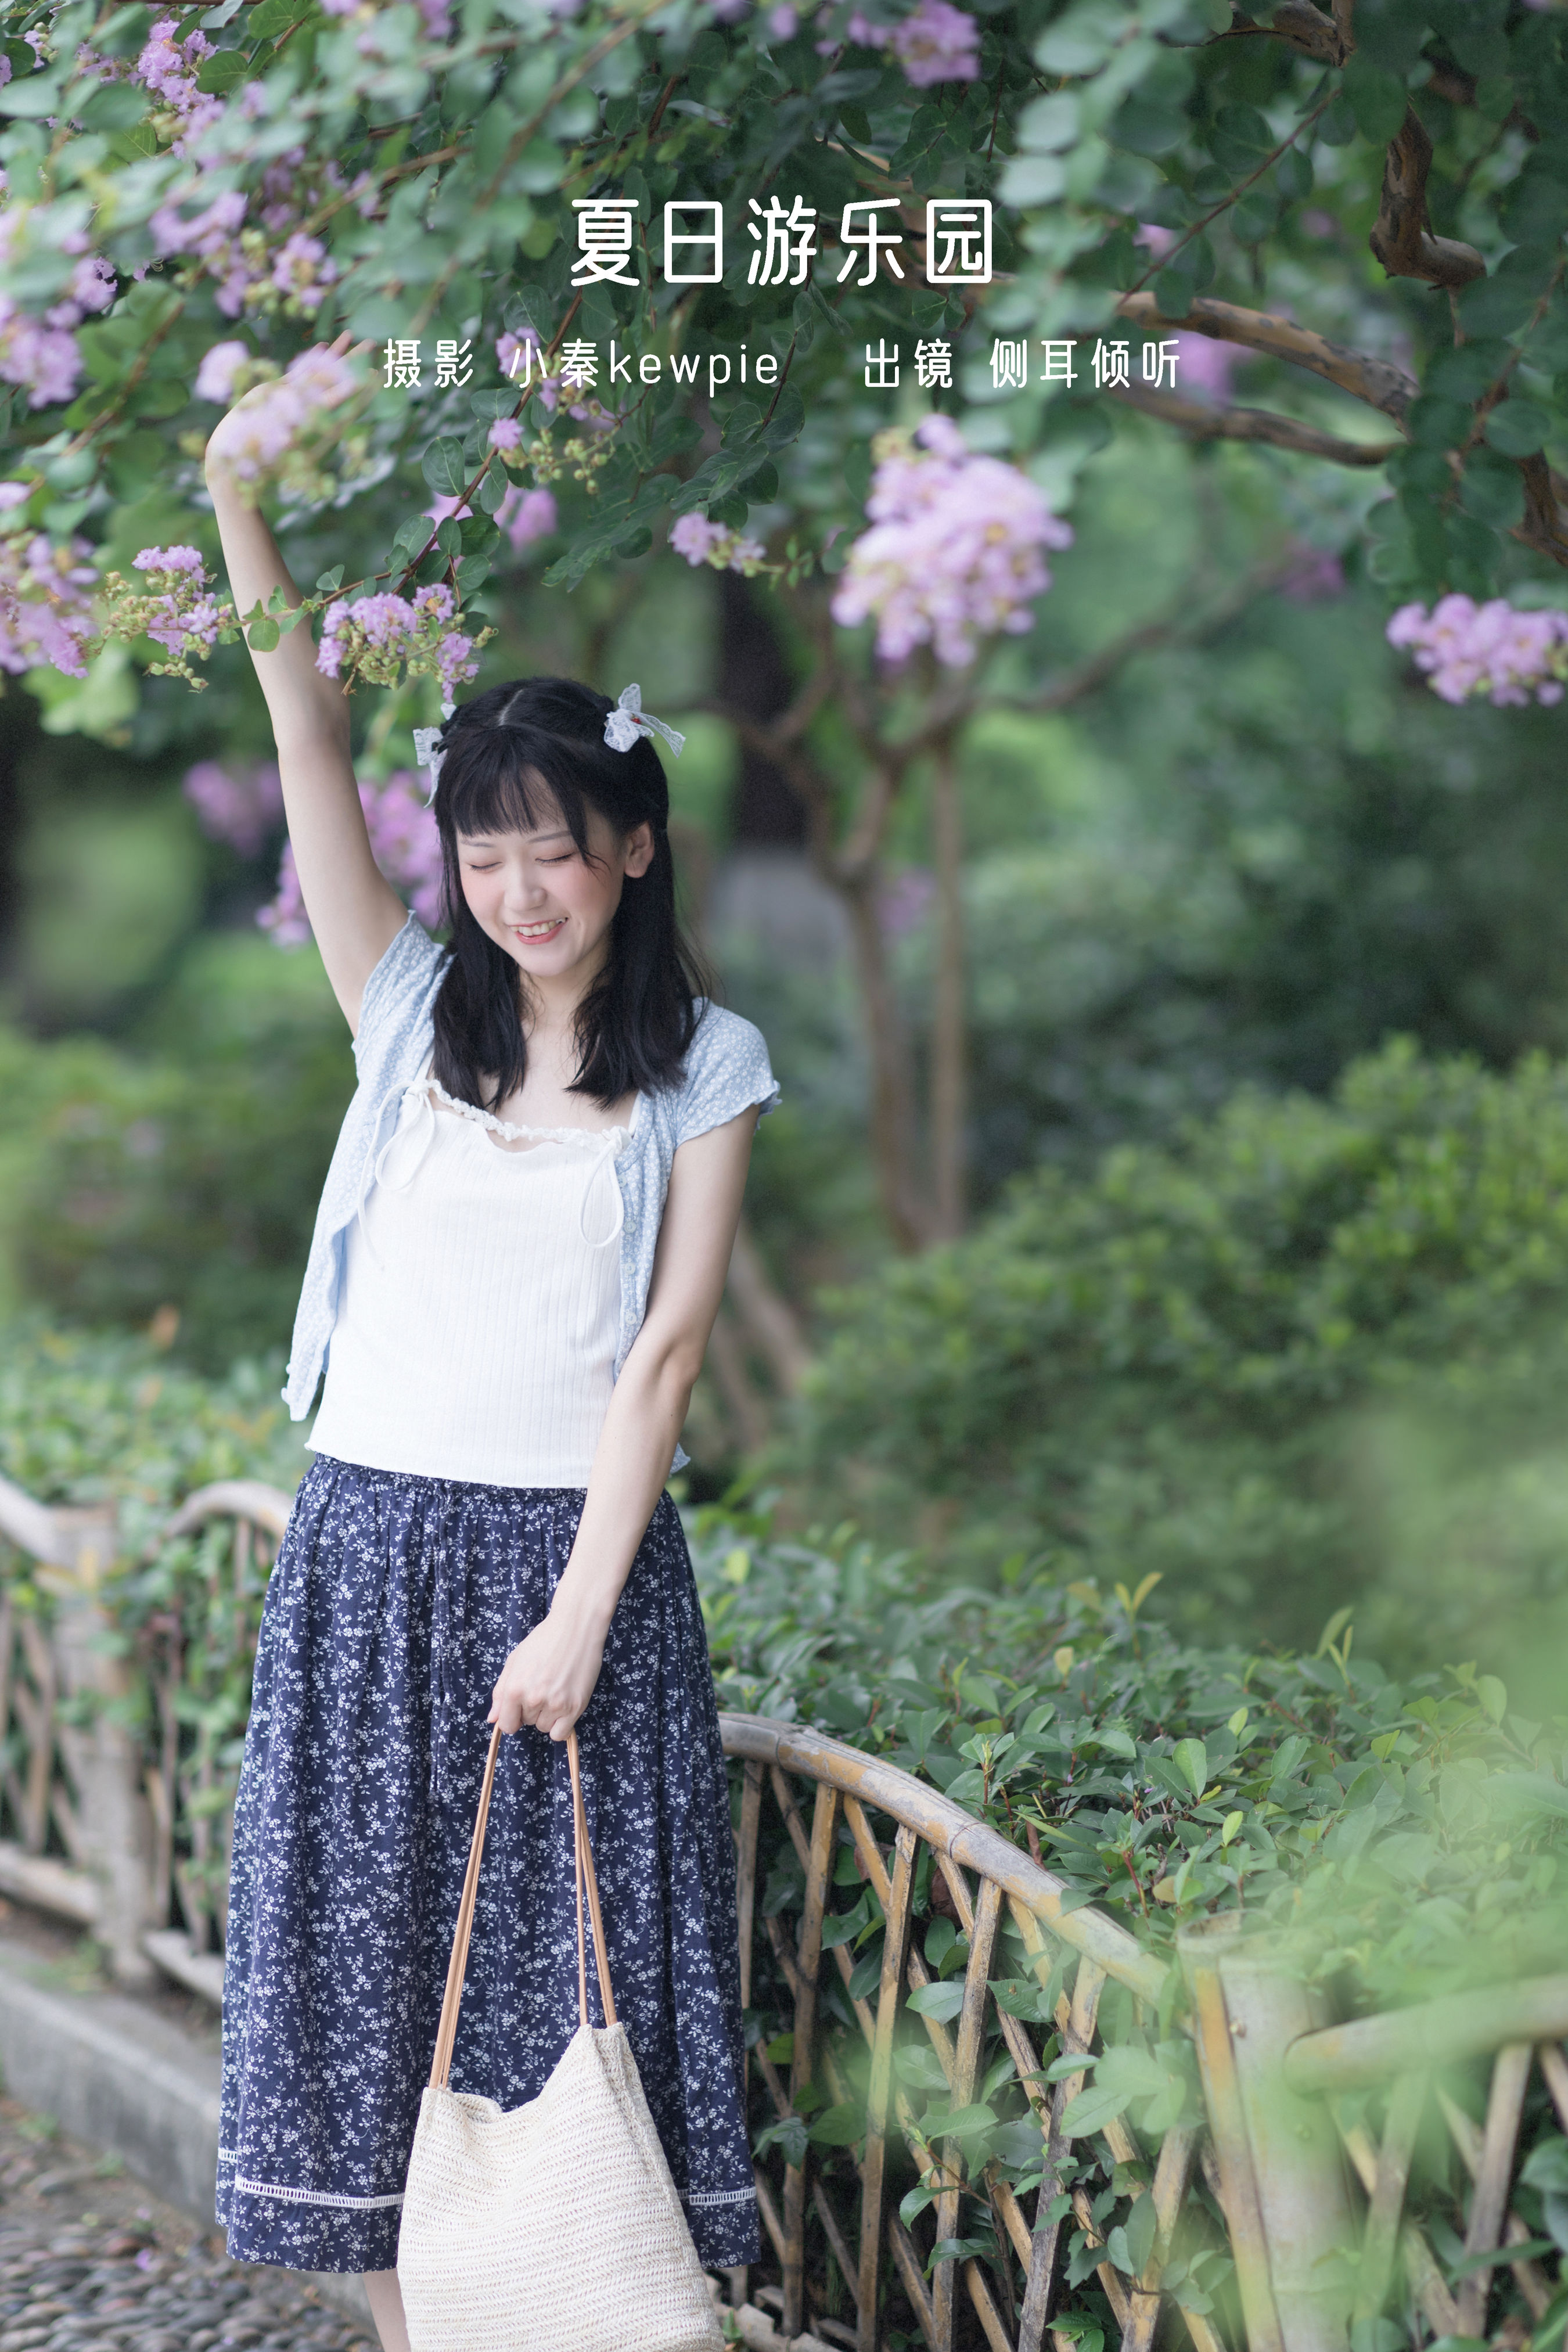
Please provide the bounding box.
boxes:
[775,1041,1568,1690]
[0,937,353,1370]
[692,1504,1568,2351]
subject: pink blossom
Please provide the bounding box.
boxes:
[890,0,978,82]
[497,485,558,553]
[1175,334,1236,401]
[195,340,249,402]
[425,493,473,525]
[261,772,442,945]
[1277,544,1344,603]
[418,0,454,33]
[132,15,221,149]
[0,57,10,88]
[69,257,116,315]
[0,483,32,511]
[1135,222,1176,260]
[1386,595,1568,707]
[495,328,542,382]
[669,512,767,571]
[0,532,98,678]
[319,0,359,15]
[269,232,337,311]
[769,6,799,33]
[134,544,206,576]
[832,413,1071,666]
[183,758,284,854]
[847,10,890,40]
[316,585,482,702]
[488,416,524,451]
[0,299,82,408]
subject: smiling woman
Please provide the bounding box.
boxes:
[201,371,778,2351]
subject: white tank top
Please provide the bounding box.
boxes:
[308,1070,630,1487]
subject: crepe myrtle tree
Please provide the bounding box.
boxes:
[2,0,1567,1249]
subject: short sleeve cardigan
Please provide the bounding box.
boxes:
[282,914,779,1469]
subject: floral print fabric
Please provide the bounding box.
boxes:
[218,1457,760,2275]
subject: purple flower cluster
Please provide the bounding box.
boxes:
[0,532,98,678]
[150,143,362,319]
[260,771,441,947]
[832,413,1072,666]
[317,583,485,701]
[669,513,768,572]
[109,546,229,676]
[1386,595,1568,707]
[134,16,224,152]
[0,235,116,411]
[183,758,285,855]
[845,0,979,81]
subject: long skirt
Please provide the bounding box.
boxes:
[216,1455,761,2275]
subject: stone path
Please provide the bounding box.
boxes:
[0,2096,376,2352]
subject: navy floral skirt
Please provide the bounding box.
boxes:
[217,1456,760,2275]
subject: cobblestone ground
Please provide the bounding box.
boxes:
[0,2095,378,2352]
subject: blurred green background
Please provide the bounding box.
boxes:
[8,419,1568,1704]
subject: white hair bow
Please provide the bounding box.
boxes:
[603,684,685,758]
[412,700,456,804]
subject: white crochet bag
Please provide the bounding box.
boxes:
[400,1727,724,2352]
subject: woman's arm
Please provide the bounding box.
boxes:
[487,1105,763,1742]
[204,340,404,1032]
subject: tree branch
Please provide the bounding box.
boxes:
[980,551,1297,718]
[1369,107,1486,290]
[1116,289,1416,425]
[1106,380,1400,466]
[1244,2,1351,64]
[1517,455,1568,571]
[727,1219,812,1394]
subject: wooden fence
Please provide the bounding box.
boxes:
[0,1470,1565,2352]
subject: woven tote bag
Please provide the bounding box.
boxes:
[398,1725,725,2352]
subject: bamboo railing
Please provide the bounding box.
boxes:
[1,1473,1567,2351]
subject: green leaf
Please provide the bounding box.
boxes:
[1344,55,1408,146]
[920,2102,997,2141]
[1483,402,1549,459]
[78,79,153,126]
[193,49,257,94]
[247,616,280,653]
[807,2101,864,2147]
[1173,1738,1208,1799]
[907,1980,965,2023]
[753,2114,808,2167]
[1060,2081,1134,2137]
[420,437,469,498]
[0,76,66,119]
[314,567,344,595]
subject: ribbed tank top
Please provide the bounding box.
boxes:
[308,1073,631,1487]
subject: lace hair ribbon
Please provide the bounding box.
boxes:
[413,700,456,805]
[603,684,685,758]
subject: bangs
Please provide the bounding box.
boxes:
[440,727,591,853]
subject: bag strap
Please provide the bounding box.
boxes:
[429,1725,617,2093]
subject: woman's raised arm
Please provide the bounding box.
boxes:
[204,341,405,1033]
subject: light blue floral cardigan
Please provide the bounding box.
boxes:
[283,913,779,1469]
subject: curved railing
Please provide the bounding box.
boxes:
[1,1473,1567,2352]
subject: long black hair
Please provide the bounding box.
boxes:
[427,675,711,1112]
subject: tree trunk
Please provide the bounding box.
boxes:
[719,572,807,847]
[929,731,967,1238]
[841,866,932,1250]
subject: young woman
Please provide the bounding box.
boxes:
[204,355,772,2352]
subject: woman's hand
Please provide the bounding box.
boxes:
[488,1602,609,1743]
[204,329,370,480]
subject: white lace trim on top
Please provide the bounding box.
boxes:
[419,1072,636,1156]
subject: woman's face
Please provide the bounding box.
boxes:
[456,786,654,996]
